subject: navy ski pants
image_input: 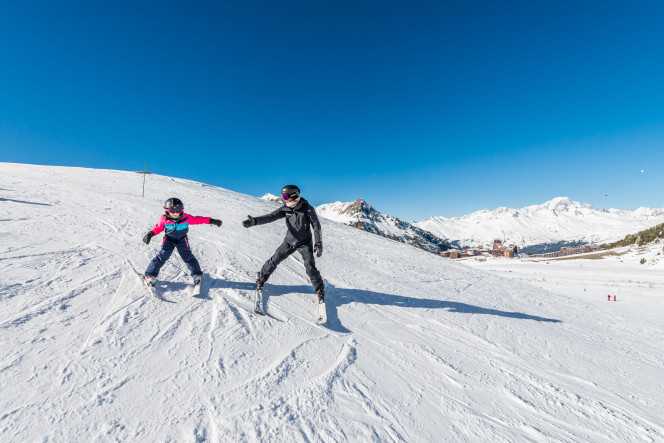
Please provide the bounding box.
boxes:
[259,241,323,292]
[145,236,202,277]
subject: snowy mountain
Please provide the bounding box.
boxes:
[317,198,450,254]
[417,197,664,252]
[259,193,282,204]
[2,163,663,441]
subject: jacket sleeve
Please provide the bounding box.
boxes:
[151,216,166,235]
[254,208,286,226]
[186,213,212,225]
[307,205,322,247]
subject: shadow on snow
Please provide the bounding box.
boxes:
[0,198,51,206]
[204,279,562,334]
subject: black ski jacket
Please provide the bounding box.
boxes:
[253,198,322,248]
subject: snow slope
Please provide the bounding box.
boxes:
[463,243,664,312]
[417,197,664,250]
[1,163,663,442]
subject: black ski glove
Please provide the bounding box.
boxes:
[209,218,222,227]
[315,244,323,258]
[143,231,155,245]
[242,215,256,228]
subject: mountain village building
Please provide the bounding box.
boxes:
[441,239,517,259]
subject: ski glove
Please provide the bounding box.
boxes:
[143,231,155,245]
[209,218,222,227]
[315,244,323,258]
[242,215,256,228]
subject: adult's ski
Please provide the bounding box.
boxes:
[316,297,327,326]
[254,287,265,315]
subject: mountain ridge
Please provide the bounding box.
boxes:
[316,198,450,255]
[416,196,664,250]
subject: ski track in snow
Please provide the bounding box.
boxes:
[1,163,663,442]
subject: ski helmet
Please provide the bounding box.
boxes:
[281,185,300,201]
[164,197,184,212]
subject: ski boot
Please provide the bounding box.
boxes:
[256,272,266,290]
[193,274,202,285]
[144,275,156,287]
[316,286,325,302]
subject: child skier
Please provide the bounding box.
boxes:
[143,198,222,287]
[242,185,325,300]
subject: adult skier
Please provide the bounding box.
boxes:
[242,185,325,301]
[143,198,222,288]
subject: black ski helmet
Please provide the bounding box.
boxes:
[164,197,184,211]
[281,185,300,200]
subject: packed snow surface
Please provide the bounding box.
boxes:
[463,244,664,308]
[1,163,663,442]
[417,197,664,248]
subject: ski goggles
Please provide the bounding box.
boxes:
[164,207,183,214]
[282,193,297,201]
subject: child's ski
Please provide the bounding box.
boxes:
[135,271,162,301]
[254,288,265,315]
[316,297,327,326]
[191,274,203,297]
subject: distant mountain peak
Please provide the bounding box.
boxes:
[260,193,282,204]
[339,198,367,213]
[549,196,573,204]
[537,197,586,212]
[317,199,449,254]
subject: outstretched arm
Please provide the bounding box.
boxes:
[151,216,167,235]
[143,216,165,244]
[186,214,212,225]
[253,208,286,226]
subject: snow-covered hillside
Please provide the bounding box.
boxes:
[317,199,450,255]
[417,197,664,251]
[1,164,663,441]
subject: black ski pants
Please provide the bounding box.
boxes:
[259,241,323,292]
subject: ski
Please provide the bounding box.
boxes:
[191,274,203,298]
[316,297,327,326]
[135,271,162,301]
[254,288,265,315]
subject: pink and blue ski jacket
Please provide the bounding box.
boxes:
[151,213,211,240]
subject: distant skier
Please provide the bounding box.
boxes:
[242,185,325,301]
[608,294,611,301]
[143,198,222,287]
[614,295,617,301]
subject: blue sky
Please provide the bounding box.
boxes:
[1,1,663,220]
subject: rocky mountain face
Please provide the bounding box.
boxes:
[317,199,450,255]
